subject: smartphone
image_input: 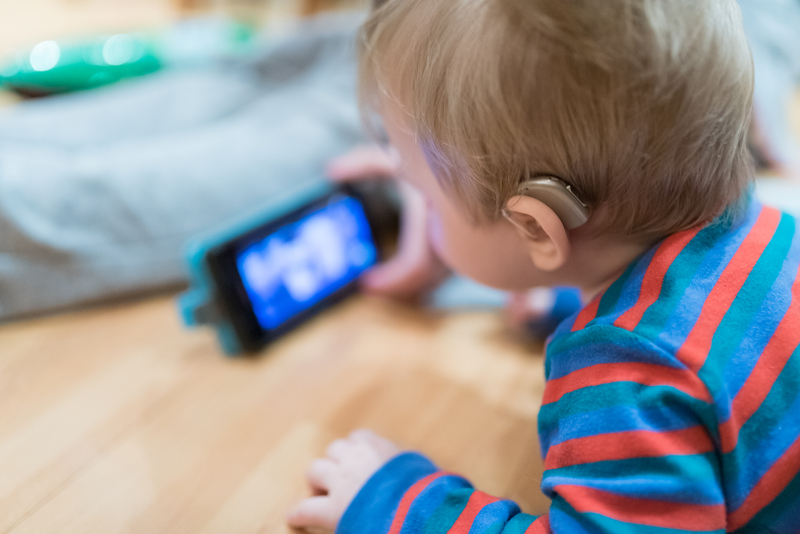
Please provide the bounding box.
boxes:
[179,184,395,355]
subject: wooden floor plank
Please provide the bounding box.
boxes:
[0,300,207,532]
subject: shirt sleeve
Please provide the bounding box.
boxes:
[338,326,727,534]
[337,452,545,534]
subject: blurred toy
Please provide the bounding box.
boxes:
[0,18,255,96]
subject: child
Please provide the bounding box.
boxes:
[288,0,800,532]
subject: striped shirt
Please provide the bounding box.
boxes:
[338,200,800,534]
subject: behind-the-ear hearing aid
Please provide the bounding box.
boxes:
[502,176,589,231]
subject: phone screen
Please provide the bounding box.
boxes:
[234,195,378,331]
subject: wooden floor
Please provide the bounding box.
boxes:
[0,295,549,533]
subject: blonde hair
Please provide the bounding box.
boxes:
[360,0,755,238]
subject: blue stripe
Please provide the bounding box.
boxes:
[419,487,473,534]
[730,470,800,534]
[410,478,475,534]
[599,245,658,319]
[766,472,800,534]
[538,383,717,457]
[468,500,521,534]
[542,454,724,505]
[724,345,800,508]
[544,402,701,446]
[546,327,686,381]
[549,500,725,534]
[503,514,539,533]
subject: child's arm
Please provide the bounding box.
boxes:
[290,326,726,533]
[287,431,543,534]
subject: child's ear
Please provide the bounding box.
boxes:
[504,195,571,271]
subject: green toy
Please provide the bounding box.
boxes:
[0,34,161,96]
[0,20,255,97]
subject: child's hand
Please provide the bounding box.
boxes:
[327,146,450,301]
[287,429,401,533]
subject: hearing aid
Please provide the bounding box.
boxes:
[503,176,589,232]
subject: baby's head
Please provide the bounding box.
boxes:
[360,0,755,291]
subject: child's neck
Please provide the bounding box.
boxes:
[565,233,658,301]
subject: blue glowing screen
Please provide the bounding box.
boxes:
[236,195,377,331]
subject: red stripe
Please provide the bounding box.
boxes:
[676,207,782,373]
[542,362,712,406]
[544,426,714,470]
[572,296,600,332]
[524,515,553,533]
[614,227,702,331]
[720,263,800,454]
[387,472,447,534]
[554,484,726,531]
[446,491,501,533]
[727,435,800,530]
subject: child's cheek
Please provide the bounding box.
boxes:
[425,204,476,277]
[426,206,487,282]
[426,206,448,263]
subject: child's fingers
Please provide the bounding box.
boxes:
[348,429,401,459]
[348,428,379,442]
[325,438,353,462]
[326,145,400,182]
[286,496,337,530]
[306,458,338,492]
[361,182,449,298]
